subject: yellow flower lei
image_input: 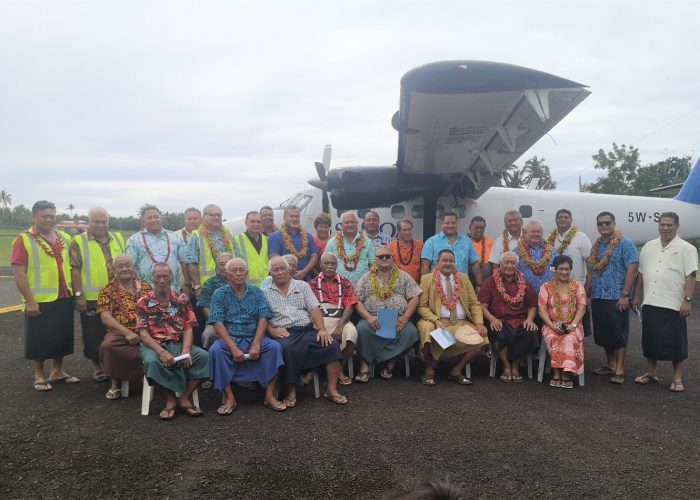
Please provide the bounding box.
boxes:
[370,265,400,300]
[199,225,234,260]
[502,229,523,253]
[547,226,578,253]
[589,231,623,275]
[517,239,553,276]
[281,224,310,260]
[550,279,578,323]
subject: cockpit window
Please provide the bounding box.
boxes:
[277,193,313,213]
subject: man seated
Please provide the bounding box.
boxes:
[417,250,488,386]
[263,256,348,406]
[478,251,539,382]
[260,254,297,289]
[136,263,210,420]
[208,258,286,414]
[311,253,359,385]
[197,252,234,349]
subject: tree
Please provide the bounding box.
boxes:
[66,203,75,218]
[0,190,12,213]
[631,156,692,196]
[500,164,526,188]
[582,143,640,194]
[498,156,557,190]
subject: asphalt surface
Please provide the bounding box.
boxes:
[0,304,699,499]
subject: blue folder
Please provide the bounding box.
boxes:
[375,308,398,339]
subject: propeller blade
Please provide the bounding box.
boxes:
[314,162,326,181]
[308,178,328,190]
[322,144,332,172]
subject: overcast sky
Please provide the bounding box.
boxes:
[1,1,699,218]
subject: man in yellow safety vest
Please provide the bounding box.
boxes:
[233,211,270,287]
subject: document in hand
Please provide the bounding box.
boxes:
[375,308,398,339]
[430,328,457,350]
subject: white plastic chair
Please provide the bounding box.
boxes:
[368,352,412,378]
[489,346,534,379]
[141,375,200,416]
[536,337,585,386]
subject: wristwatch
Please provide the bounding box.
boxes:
[193,285,201,291]
[74,291,83,297]
[684,296,693,302]
[571,323,578,329]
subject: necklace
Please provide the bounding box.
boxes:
[316,274,343,317]
[198,224,234,260]
[547,226,578,253]
[492,269,528,310]
[396,240,415,266]
[551,280,578,322]
[589,231,623,275]
[28,230,64,259]
[281,225,310,260]
[142,231,170,264]
[370,265,400,300]
[502,229,522,253]
[517,239,553,276]
[433,268,461,310]
[336,232,366,272]
[472,238,487,263]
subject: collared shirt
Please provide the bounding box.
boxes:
[324,233,375,286]
[471,237,494,264]
[551,228,592,283]
[439,273,466,319]
[264,278,320,328]
[639,235,698,311]
[244,231,264,254]
[478,271,538,328]
[515,243,557,293]
[12,228,72,299]
[176,228,194,245]
[208,284,271,342]
[186,229,232,264]
[421,231,479,274]
[389,239,424,283]
[125,229,187,291]
[268,227,319,272]
[311,273,358,308]
[197,274,227,308]
[589,235,638,300]
[355,267,422,315]
[69,232,117,279]
[96,279,152,330]
[488,232,522,265]
[365,231,393,247]
[262,224,279,237]
[135,290,197,343]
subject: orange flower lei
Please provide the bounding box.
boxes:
[336,232,366,272]
[281,224,310,260]
[28,230,64,259]
[370,264,400,300]
[547,226,578,253]
[433,268,461,310]
[493,269,528,310]
[517,239,553,276]
[589,231,623,275]
[199,225,234,260]
[551,280,578,323]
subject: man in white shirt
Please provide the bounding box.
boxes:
[489,210,523,269]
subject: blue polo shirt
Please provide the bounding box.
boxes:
[421,231,479,274]
[515,243,557,293]
[590,235,638,300]
[268,227,319,272]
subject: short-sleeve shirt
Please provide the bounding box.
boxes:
[135,291,197,343]
[471,237,494,264]
[268,228,319,272]
[324,233,376,286]
[366,231,393,247]
[125,230,187,291]
[421,231,479,274]
[186,230,233,264]
[538,280,587,323]
[12,229,72,299]
[589,235,639,300]
[478,271,538,328]
[208,284,271,342]
[69,232,120,280]
[639,236,698,311]
[489,232,522,265]
[264,279,320,329]
[551,228,592,283]
[310,273,358,308]
[389,240,424,283]
[355,268,422,315]
[197,274,227,308]
[96,280,152,330]
[515,243,558,293]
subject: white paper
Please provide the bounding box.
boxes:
[430,328,457,349]
[173,353,191,363]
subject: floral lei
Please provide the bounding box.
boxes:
[547,226,578,253]
[589,231,623,275]
[316,273,342,317]
[141,231,170,264]
[28,230,64,259]
[493,269,528,310]
[370,264,400,300]
[551,279,578,323]
[281,224,310,260]
[471,238,487,263]
[336,232,366,272]
[502,229,522,253]
[517,239,553,276]
[433,268,461,310]
[396,240,416,266]
[199,224,234,260]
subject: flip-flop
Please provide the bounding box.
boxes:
[179,405,204,417]
[49,374,80,384]
[499,373,512,383]
[283,397,297,408]
[550,378,562,388]
[159,407,176,420]
[323,392,348,405]
[560,380,574,389]
[447,373,472,385]
[338,375,353,386]
[609,373,625,385]
[421,373,436,386]
[379,368,393,380]
[354,371,370,383]
[512,374,524,383]
[201,380,214,390]
[634,373,660,385]
[33,381,53,392]
[669,381,685,392]
[105,388,121,400]
[263,400,287,412]
[93,371,109,383]
[217,403,237,415]
[593,366,614,376]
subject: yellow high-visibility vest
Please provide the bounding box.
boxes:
[74,231,126,300]
[191,229,235,285]
[17,230,73,303]
[234,233,269,287]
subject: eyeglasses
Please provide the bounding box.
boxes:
[376,254,392,260]
[205,213,222,218]
[597,221,613,227]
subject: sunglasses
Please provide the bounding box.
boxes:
[597,221,613,227]
[376,254,392,260]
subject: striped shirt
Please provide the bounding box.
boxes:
[263,278,320,328]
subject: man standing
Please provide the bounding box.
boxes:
[233,211,269,287]
[489,210,524,269]
[70,207,125,381]
[588,212,638,384]
[187,204,235,295]
[12,200,79,391]
[268,205,319,281]
[469,216,494,282]
[197,252,234,350]
[515,220,557,293]
[325,211,375,286]
[363,211,392,247]
[260,205,279,237]
[126,204,188,291]
[176,207,202,296]
[389,220,423,283]
[633,213,697,392]
[421,212,483,290]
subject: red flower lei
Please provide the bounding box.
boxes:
[198,225,234,260]
[141,231,171,264]
[396,240,416,266]
[517,239,553,276]
[433,268,461,310]
[493,269,528,310]
[589,231,623,275]
[336,232,366,272]
[28,230,64,259]
[281,225,310,260]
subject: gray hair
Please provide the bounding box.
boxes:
[503,210,522,224]
[216,252,234,264]
[268,255,290,272]
[340,211,358,222]
[500,251,519,264]
[225,257,247,272]
[525,220,543,232]
[320,252,338,262]
[88,207,109,220]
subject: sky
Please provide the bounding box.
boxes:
[1,1,699,218]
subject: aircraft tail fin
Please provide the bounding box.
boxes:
[675,157,700,205]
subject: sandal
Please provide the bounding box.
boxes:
[549,378,562,388]
[323,392,348,405]
[379,367,393,380]
[263,400,287,412]
[179,405,204,417]
[421,373,436,386]
[217,403,237,415]
[669,381,685,392]
[593,366,613,376]
[93,371,109,383]
[159,407,176,420]
[560,380,574,389]
[33,380,53,392]
[447,373,472,385]
[512,374,524,383]
[634,373,660,385]
[338,374,353,386]
[201,380,214,390]
[499,372,512,383]
[283,397,297,408]
[302,372,313,385]
[105,388,121,400]
[609,373,625,385]
[354,371,370,383]
[49,373,80,384]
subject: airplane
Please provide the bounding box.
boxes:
[227,60,700,245]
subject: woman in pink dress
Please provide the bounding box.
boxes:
[538,255,587,389]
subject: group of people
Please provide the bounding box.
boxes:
[11,200,696,420]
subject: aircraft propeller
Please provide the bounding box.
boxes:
[310,144,332,214]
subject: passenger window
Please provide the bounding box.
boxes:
[412,205,424,219]
[437,205,445,219]
[391,205,405,219]
[455,204,467,218]
[519,205,533,218]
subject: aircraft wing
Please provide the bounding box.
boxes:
[393,61,590,195]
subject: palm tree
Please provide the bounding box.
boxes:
[0,190,12,214]
[521,156,557,190]
[66,203,75,218]
[500,165,526,188]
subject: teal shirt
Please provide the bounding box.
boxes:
[324,233,375,286]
